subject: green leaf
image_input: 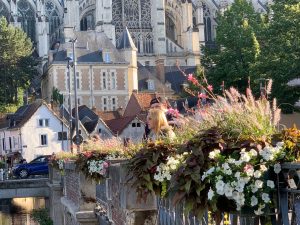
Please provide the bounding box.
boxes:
[184,180,192,193]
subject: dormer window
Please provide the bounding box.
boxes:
[104,52,111,63]
[147,79,155,91]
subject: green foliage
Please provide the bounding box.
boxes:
[0,17,37,111]
[202,0,263,93]
[254,0,300,113]
[31,208,53,225]
[52,87,63,105]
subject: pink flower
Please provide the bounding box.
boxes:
[198,93,208,99]
[243,164,254,174]
[207,85,213,92]
[103,161,109,169]
[187,74,194,81]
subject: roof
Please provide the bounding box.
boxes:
[97,110,122,121]
[52,30,127,64]
[72,105,99,134]
[2,100,68,130]
[137,63,174,96]
[123,92,157,117]
[106,116,142,135]
[165,67,197,94]
[116,27,137,50]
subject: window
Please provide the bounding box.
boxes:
[137,123,141,127]
[102,72,107,89]
[79,130,82,135]
[132,123,136,127]
[58,132,68,141]
[104,107,107,111]
[39,119,49,127]
[104,98,107,105]
[9,137,12,150]
[99,128,102,133]
[112,98,116,105]
[2,138,5,151]
[111,72,116,89]
[103,97,107,111]
[40,134,48,146]
[77,98,81,105]
[104,53,111,63]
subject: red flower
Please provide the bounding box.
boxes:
[187,74,194,81]
[84,151,92,158]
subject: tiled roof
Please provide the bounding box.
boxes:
[123,92,157,117]
[105,116,136,135]
[97,111,122,121]
[72,105,99,134]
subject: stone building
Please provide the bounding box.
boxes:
[41,28,138,110]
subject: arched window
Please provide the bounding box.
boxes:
[80,11,95,31]
[45,1,63,45]
[203,4,213,43]
[17,0,36,42]
[0,1,10,21]
[166,14,176,42]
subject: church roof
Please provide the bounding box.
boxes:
[116,27,137,50]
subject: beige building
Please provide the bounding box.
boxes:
[41,28,138,111]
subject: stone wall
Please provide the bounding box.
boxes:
[61,162,98,225]
[96,160,158,225]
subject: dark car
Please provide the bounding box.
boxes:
[13,155,50,178]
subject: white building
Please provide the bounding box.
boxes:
[0,100,69,162]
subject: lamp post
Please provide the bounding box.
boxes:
[66,57,73,152]
[69,38,81,153]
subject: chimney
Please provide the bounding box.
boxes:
[155,58,165,83]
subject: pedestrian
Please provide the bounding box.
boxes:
[146,109,176,142]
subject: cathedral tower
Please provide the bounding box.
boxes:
[95,0,116,44]
[64,0,80,41]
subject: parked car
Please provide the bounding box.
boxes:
[12,155,51,178]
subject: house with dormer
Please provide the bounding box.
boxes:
[0,100,69,162]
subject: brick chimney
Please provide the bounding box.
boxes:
[155,58,165,83]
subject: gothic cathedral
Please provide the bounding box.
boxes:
[0,0,268,67]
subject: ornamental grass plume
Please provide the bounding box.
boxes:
[182,69,280,142]
[200,85,280,141]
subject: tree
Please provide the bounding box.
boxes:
[255,0,300,113]
[0,17,37,109]
[202,0,264,93]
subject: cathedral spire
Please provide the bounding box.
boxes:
[116,27,137,50]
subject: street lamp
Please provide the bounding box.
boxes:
[65,57,73,152]
[69,38,82,153]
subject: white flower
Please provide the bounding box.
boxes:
[208,188,214,200]
[228,158,235,164]
[222,163,230,170]
[262,193,270,203]
[276,142,284,148]
[224,184,233,197]
[201,173,207,181]
[254,170,262,178]
[251,184,258,193]
[216,180,225,195]
[255,180,263,189]
[254,204,266,215]
[235,160,242,166]
[249,149,258,157]
[235,180,246,193]
[206,167,215,175]
[209,149,221,159]
[240,152,251,162]
[254,208,264,215]
[224,168,232,175]
[274,163,281,174]
[260,164,267,172]
[251,196,258,206]
[233,192,245,207]
[234,172,241,178]
[267,180,275,189]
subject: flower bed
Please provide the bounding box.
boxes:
[51,137,128,183]
[127,74,300,221]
